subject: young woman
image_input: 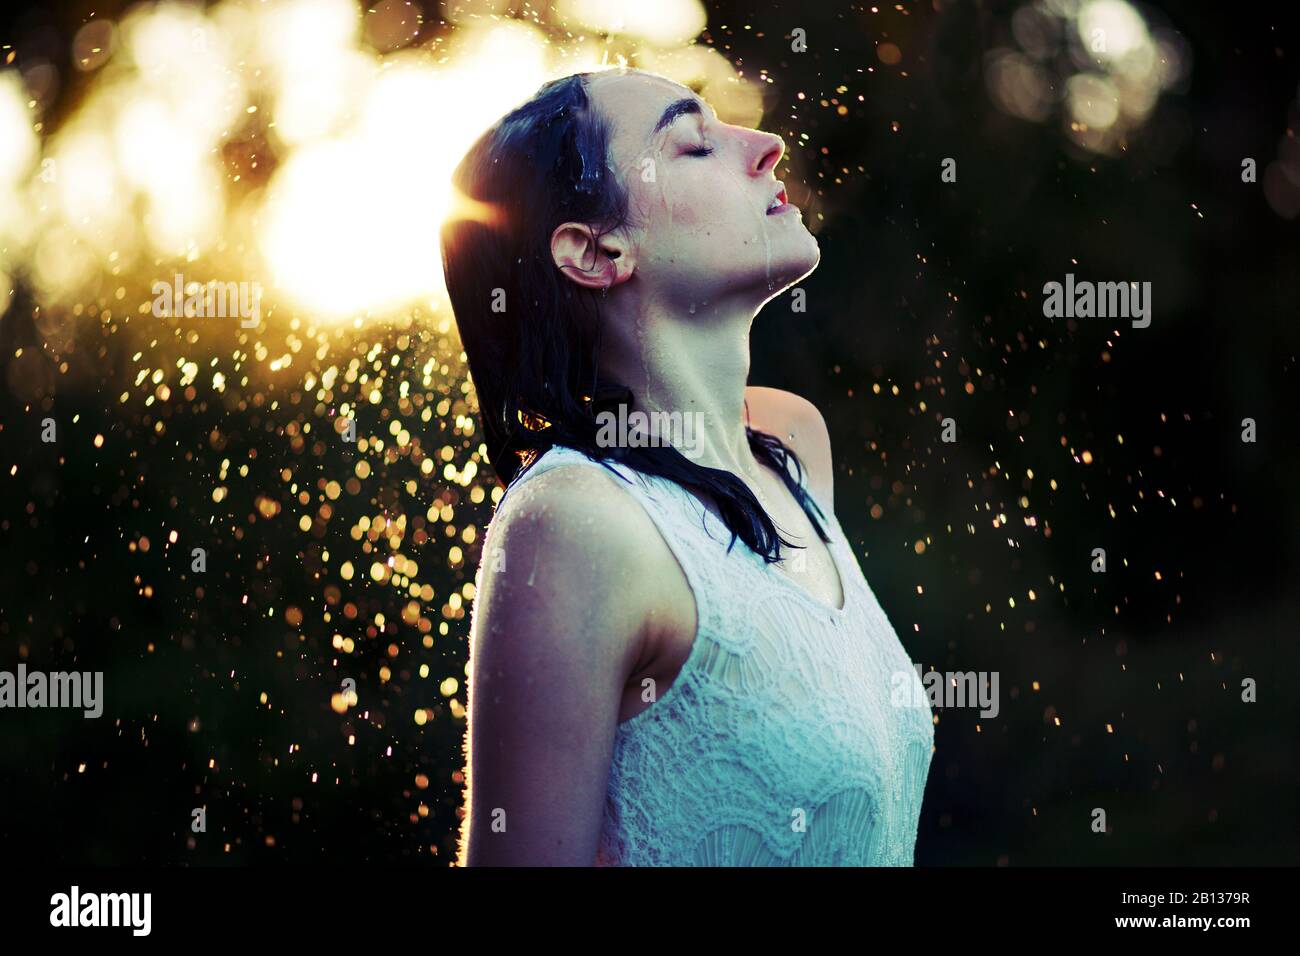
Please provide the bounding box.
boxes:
[440,67,933,866]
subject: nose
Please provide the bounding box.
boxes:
[751,129,785,176]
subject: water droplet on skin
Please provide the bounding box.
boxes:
[654,144,674,227]
[762,227,775,292]
[633,309,653,405]
[719,160,775,292]
[526,534,542,586]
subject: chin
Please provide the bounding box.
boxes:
[756,257,820,307]
[796,233,821,277]
[777,234,821,287]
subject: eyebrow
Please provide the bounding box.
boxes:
[651,96,704,138]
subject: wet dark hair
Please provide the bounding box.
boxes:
[439,71,827,561]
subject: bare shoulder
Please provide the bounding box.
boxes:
[744,386,834,509]
[488,459,650,561]
[474,459,665,666]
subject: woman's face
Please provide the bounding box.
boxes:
[582,69,820,310]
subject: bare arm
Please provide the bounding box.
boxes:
[455,465,653,866]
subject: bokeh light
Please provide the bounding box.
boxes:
[985,0,1190,155]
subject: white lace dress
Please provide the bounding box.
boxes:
[501,444,934,866]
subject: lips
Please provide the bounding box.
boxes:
[766,183,791,215]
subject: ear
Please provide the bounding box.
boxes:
[550,222,633,291]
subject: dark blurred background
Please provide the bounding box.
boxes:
[0,0,1296,865]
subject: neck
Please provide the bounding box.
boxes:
[598,296,761,475]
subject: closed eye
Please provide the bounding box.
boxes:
[684,145,714,157]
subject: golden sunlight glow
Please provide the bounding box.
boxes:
[260,23,556,319]
[0,71,37,186]
[0,71,38,286]
[555,0,708,48]
[2,0,749,322]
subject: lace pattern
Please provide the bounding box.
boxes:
[500,444,934,866]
